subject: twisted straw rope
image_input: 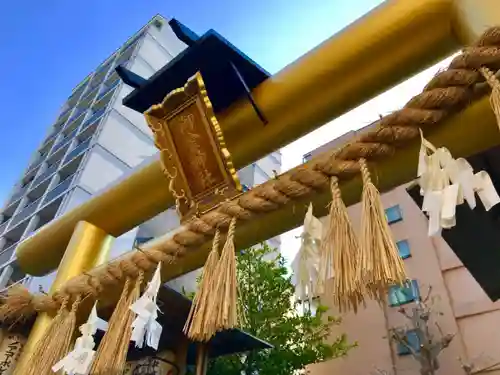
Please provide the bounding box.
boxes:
[3,27,500,320]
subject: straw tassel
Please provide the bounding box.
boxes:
[184,228,221,342]
[320,177,365,313]
[90,272,143,375]
[480,67,500,129]
[22,295,81,375]
[212,217,240,334]
[358,158,407,303]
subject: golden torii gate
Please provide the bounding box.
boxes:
[6,0,500,371]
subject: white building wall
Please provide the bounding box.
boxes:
[96,111,156,167]
[128,56,157,80]
[256,154,281,176]
[109,228,140,261]
[146,21,187,57]
[138,34,176,71]
[60,186,92,213]
[77,146,130,194]
[113,86,154,137]
[138,210,180,239]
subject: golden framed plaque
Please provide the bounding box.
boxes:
[145,72,242,222]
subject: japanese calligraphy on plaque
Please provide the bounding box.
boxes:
[145,72,242,221]
[124,354,177,375]
[0,331,25,375]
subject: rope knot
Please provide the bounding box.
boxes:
[132,249,155,271]
[120,259,141,278]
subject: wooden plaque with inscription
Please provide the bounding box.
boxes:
[145,72,242,222]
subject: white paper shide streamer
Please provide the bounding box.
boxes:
[291,203,322,302]
[130,262,163,350]
[52,303,100,375]
[417,130,500,236]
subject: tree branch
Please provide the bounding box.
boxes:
[390,329,419,359]
[422,285,433,304]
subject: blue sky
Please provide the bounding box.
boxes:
[0,0,383,204]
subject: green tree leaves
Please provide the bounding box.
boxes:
[188,243,354,375]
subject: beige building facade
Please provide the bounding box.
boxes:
[305,131,500,375]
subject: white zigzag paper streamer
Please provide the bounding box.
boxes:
[52,303,101,375]
[291,203,322,303]
[417,130,500,236]
[130,262,163,350]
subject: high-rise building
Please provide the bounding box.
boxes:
[0,15,281,294]
[306,131,500,375]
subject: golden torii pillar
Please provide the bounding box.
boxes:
[10,0,500,368]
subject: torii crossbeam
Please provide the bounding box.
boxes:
[4,0,500,373]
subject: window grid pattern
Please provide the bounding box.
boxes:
[396,329,421,355]
[388,280,420,307]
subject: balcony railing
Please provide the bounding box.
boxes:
[93,63,112,82]
[0,242,17,266]
[56,105,73,122]
[120,34,142,56]
[87,75,105,92]
[51,138,68,155]
[0,220,10,237]
[79,116,98,134]
[10,197,42,228]
[26,155,45,174]
[96,79,120,102]
[41,130,59,149]
[58,105,71,117]
[68,79,90,103]
[51,128,78,155]
[8,187,27,203]
[42,175,74,206]
[64,138,91,164]
[65,109,86,128]
[83,109,105,128]
[32,163,58,187]
[95,62,111,75]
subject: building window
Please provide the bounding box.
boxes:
[397,240,411,259]
[396,329,421,355]
[388,280,419,307]
[134,237,153,246]
[386,205,403,224]
[303,152,312,164]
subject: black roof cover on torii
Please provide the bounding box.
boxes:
[120,18,270,115]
